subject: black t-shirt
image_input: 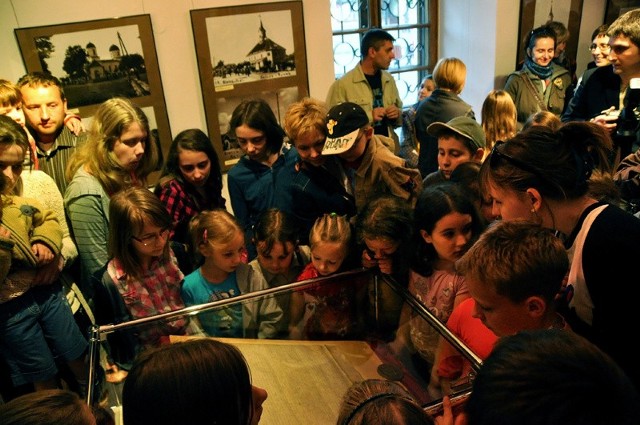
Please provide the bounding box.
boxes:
[365,72,388,135]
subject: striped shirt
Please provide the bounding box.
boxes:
[35,127,87,194]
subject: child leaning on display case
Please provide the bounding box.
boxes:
[182,209,282,338]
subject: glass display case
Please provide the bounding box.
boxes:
[87,269,480,424]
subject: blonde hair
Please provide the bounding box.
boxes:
[433,57,466,94]
[481,90,517,151]
[190,209,243,250]
[283,97,328,143]
[308,213,351,251]
[0,79,21,107]
[65,97,158,193]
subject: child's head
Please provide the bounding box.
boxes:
[427,116,485,179]
[308,213,351,276]
[0,115,30,191]
[190,210,245,273]
[481,89,517,150]
[0,79,26,128]
[108,186,172,279]
[253,208,299,276]
[283,97,328,167]
[160,128,222,192]
[229,98,285,163]
[418,74,435,101]
[356,195,413,260]
[450,162,496,223]
[523,110,562,131]
[412,182,484,276]
[456,220,568,337]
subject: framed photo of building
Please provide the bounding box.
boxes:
[14,14,172,171]
[516,0,584,69]
[191,1,309,170]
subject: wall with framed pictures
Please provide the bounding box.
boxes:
[191,1,309,170]
[15,14,171,171]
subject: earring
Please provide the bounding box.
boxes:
[531,208,536,213]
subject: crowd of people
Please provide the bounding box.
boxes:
[0,8,640,425]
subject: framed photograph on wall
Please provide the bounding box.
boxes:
[14,14,172,173]
[605,1,640,23]
[516,0,584,69]
[191,1,309,170]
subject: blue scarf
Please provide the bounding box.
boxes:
[524,56,553,80]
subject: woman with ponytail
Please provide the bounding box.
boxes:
[504,25,572,126]
[480,121,640,391]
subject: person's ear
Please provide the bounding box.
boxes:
[420,229,433,244]
[525,188,543,213]
[198,242,211,257]
[472,148,484,162]
[525,296,546,318]
[364,126,374,138]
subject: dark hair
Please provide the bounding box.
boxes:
[158,128,223,198]
[361,29,395,58]
[253,208,299,255]
[524,25,557,53]
[338,379,434,425]
[0,114,30,167]
[608,8,640,48]
[17,72,66,101]
[450,162,483,208]
[464,329,640,425]
[123,339,254,425]
[229,98,285,155]
[481,122,613,202]
[546,21,569,44]
[412,182,485,276]
[591,24,609,41]
[0,389,95,425]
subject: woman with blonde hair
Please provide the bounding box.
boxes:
[64,97,158,292]
[481,89,518,154]
[415,57,475,177]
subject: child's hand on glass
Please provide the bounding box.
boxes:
[362,248,394,274]
[31,242,54,265]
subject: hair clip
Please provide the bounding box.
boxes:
[330,212,337,217]
[202,229,208,243]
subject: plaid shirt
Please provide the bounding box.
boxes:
[108,250,187,347]
[156,179,225,243]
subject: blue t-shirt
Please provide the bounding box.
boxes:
[182,268,243,337]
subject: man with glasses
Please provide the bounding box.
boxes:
[562,10,640,158]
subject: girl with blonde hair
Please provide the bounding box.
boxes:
[481,89,518,154]
[64,97,158,288]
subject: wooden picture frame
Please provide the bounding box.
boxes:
[516,0,584,69]
[14,14,172,173]
[191,1,309,170]
[605,1,640,23]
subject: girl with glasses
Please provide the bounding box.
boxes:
[92,186,190,375]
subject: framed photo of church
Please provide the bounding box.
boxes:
[191,1,309,170]
[14,14,172,172]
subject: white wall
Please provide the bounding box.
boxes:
[0,0,334,135]
[438,0,607,117]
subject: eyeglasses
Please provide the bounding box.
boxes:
[589,43,611,53]
[488,141,549,183]
[132,228,170,247]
